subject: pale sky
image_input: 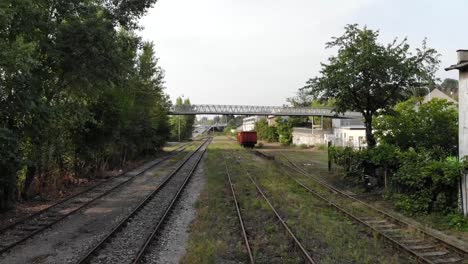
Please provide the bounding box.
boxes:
[139,0,466,106]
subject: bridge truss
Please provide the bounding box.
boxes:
[170,104,362,119]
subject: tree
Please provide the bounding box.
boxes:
[304,24,439,147]
[374,98,458,157]
[0,0,168,209]
[439,78,458,97]
[170,97,195,141]
[255,119,278,142]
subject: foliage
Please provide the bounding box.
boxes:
[439,78,458,96]
[254,119,278,142]
[0,0,168,210]
[374,98,458,157]
[446,213,468,231]
[170,98,195,141]
[392,150,460,214]
[329,146,368,180]
[276,118,294,145]
[303,24,440,147]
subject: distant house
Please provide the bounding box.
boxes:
[423,88,458,104]
[291,118,366,149]
[242,116,262,131]
[330,119,367,149]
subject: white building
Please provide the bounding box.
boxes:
[292,127,332,146]
[242,116,262,131]
[331,118,367,149]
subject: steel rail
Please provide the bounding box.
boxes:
[235,156,317,264]
[222,154,255,264]
[0,143,190,255]
[131,138,211,263]
[77,138,210,264]
[277,153,466,263]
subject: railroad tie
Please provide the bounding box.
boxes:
[432,257,464,263]
[19,225,39,232]
[374,224,396,229]
[407,244,436,250]
[419,251,449,257]
[365,219,387,224]
[402,239,425,244]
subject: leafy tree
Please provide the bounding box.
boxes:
[0,0,169,210]
[374,98,458,157]
[304,24,440,147]
[170,97,195,141]
[255,119,278,142]
[440,78,458,93]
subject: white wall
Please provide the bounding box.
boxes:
[332,128,367,149]
[242,116,262,131]
[292,128,332,146]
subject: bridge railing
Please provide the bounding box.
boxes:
[170,104,362,118]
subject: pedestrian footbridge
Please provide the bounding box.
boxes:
[170,104,362,118]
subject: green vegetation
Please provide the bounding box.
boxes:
[170,97,195,141]
[303,24,439,147]
[254,119,278,142]
[0,0,169,210]
[184,137,413,263]
[255,117,304,145]
[329,98,462,217]
[374,98,458,157]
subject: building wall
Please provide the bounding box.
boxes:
[332,128,367,149]
[292,128,332,146]
[242,116,262,131]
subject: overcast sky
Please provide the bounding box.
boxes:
[139,0,466,106]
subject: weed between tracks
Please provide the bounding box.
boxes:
[282,150,468,245]
[183,137,414,263]
[238,152,414,263]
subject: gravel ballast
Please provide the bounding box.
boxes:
[141,158,207,263]
[0,150,193,264]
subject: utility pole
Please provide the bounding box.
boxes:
[446,49,468,216]
[178,116,181,142]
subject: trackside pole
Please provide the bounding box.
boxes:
[328,141,332,172]
[446,49,468,216]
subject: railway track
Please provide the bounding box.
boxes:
[0,143,190,255]
[275,152,467,264]
[227,152,317,264]
[223,154,255,264]
[77,138,211,264]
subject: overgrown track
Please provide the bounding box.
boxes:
[231,153,317,264]
[277,152,467,264]
[0,143,190,255]
[223,154,254,264]
[77,138,211,264]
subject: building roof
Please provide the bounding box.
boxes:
[423,88,458,104]
[445,61,468,71]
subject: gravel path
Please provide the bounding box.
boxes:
[141,158,207,264]
[0,151,191,264]
[85,142,208,264]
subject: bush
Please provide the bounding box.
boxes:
[317,144,327,150]
[392,150,460,214]
[446,213,468,231]
[299,144,308,149]
[329,146,369,182]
